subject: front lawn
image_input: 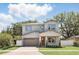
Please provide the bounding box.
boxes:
[39,46,79,55]
[0,46,19,54]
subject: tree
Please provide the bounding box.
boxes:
[12,23,22,36]
[0,33,12,47]
[54,12,79,39]
[14,36,22,40]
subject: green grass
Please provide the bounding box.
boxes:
[40,51,79,55]
[0,46,19,54]
[0,50,8,54]
[39,46,79,55]
[40,46,79,50]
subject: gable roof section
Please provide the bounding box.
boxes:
[40,30,61,36]
[44,19,58,23]
[22,23,44,26]
[22,32,39,38]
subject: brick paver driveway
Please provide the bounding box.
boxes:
[4,47,43,55]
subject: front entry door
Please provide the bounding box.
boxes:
[41,37,45,47]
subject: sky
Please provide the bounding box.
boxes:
[0,3,79,32]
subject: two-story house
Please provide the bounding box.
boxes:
[21,20,61,47]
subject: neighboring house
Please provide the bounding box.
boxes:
[17,20,61,47]
[69,35,79,46]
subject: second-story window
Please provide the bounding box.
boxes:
[48,24,56,30]
[25,26,32,31]
[40,25,44,31]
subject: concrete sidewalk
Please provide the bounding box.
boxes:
[40,50,79,51]
[3,47,43,55]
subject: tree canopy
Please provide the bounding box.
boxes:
[0,33,12,47]
[54,12,79,39]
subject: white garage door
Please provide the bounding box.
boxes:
[23,38,38,46]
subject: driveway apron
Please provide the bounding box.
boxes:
[3,47,43,55]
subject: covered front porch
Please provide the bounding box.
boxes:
[39,31,61,47]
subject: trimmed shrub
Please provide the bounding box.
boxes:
[46,45,61,48]
[74,42,79,47]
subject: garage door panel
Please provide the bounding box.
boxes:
[23,38,38,46]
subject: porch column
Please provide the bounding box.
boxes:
[22,36,23,46]
[39,36,41,47]
[45,36,48,47]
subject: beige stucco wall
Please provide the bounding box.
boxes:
[22,24,44,35]
[22,21,59,35]
[44,21,59,31]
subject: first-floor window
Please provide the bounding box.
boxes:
[48,38,51,42]
[52,39,54,42]
[48,37,56,43]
